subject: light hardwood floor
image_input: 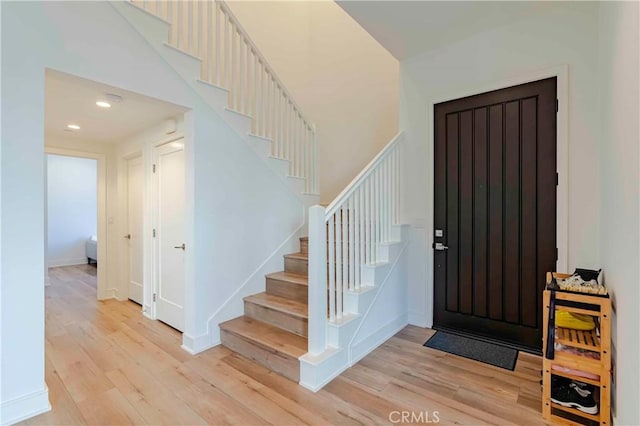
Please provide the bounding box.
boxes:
[23,264,546,425]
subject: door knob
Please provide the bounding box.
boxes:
[434,242,448,251]
[124,234,131,240]
[173,243,186,250]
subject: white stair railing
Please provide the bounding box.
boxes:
[307,133,403,355]
[132,0,318,194]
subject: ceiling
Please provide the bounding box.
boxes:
[336,1,566,60]
[45,70,187,144]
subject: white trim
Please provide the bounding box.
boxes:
[426,65,569,326]
[408,309,429,328]
[0,387,50,425]
[299,346,347,392]
[47,258,89,268]
[151,136,186,321]
[181,332,215,355]
[45,147,109,300]
[152,139,186,331]
[119,151,143,304]
[300,229,409,392]
[200,216,307,352]
[105,287,126,301]
[349,313,408,365]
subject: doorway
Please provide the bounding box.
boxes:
[45,148,107,297]
[45,69,188,326]
[46,154,99,288]
[433,77,557,351]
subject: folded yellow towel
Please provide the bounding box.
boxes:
[556,311,596,331]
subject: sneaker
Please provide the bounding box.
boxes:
[551,380,598,414]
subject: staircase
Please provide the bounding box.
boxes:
[115,0,408,391]
[112,0,319,202]
[219,237,309,381]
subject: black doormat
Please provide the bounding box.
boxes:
[424,331,518,371]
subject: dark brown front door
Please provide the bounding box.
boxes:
[433,77,557,352]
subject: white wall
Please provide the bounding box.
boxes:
[1,2,303,423]
[597,2,640,423]
[46,155,97,267]
[225,1,399,203]
[399,2,640,422]
[399,3,601,328]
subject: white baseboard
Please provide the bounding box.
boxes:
[0,387,50,425]
[48,258,89,268]
[299,346,348,392]
[107,288,121,300]
[299,314,408,393]
[181,332,217,355]
[350,313,408,365]
[203,223,305,345]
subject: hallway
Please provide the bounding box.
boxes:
[24,265,545,425]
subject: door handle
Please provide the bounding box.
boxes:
[173,243,185,250]
[124,234,131,240]
[434,242,448,251]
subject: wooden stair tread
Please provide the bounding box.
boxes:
[220,316,307,357]
[284,252,308,260]
[266,271,308,285]
[244,292,308,318]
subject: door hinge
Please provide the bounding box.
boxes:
[153,164,156,173]
[556,99,559,112]
[153,293,157,302]
[556,248,559,261]
[556,172,559,186]
[152,229,156,238]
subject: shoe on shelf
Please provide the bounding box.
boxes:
[551,378,599,415]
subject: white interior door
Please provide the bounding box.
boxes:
[126,155,144,305]
[155,140,185,331]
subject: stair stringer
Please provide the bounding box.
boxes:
[299,224,410,391]
[109,1,318,203]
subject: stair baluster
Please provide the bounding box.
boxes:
[132,0,318,194]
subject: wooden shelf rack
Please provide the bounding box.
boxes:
[542,272,611,425]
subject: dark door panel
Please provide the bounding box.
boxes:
[433,77,557,351]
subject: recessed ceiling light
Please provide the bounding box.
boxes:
[96,101,111,108]
[67,124,81,130]
[104,93,123,103]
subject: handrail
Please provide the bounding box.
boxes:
[217,1,313,132]
[307,133,402,346]
[324,132,403,219]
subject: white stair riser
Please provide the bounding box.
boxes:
[194,80,229,111]
[266,157,290,178]
[343,286,376,314]
[113,2,314,200]
[246,134,272,158]
[112,2,170,46]
[161,43,202,82]
[287,176,306,194]
[327,318,360,348]
[222,108,252,136]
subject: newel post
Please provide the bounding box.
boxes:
[308,205,327,355]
